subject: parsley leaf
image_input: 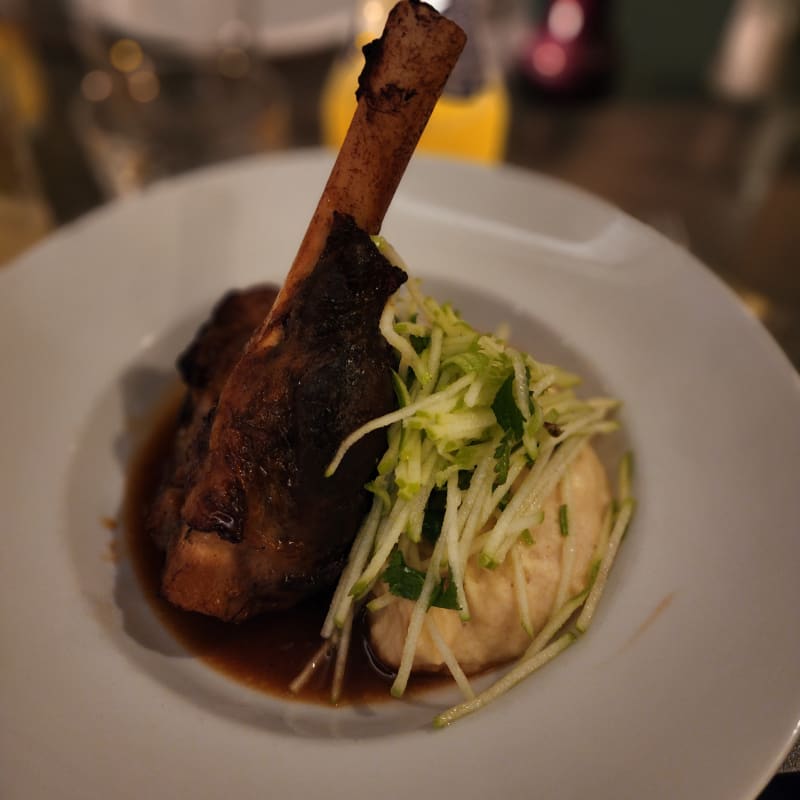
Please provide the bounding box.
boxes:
[421,488,447,544]
[430,575,460,610]
[492,374,524,439]
[410,334,431,354]
[492,375,535,487]
[381,549,424,601]
[380,549,461,610]
[422,473,472,544]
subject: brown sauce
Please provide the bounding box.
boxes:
[123,389,449,705]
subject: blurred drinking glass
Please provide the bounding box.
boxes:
[70,1,290,196]
[0,18,51,265]
[321,0,511,164]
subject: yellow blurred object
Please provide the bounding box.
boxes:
[0,193,50,264]
[0,21,46,129]
[0,23,51,264]
[322,57,509,163]
[321,0,509,164]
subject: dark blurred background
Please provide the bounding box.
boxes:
[4,0,796,371]
[0,0,797,794]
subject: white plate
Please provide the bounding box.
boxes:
[1,151,798,800]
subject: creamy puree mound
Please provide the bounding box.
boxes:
[369,445,610,675]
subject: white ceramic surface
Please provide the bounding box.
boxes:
[1,151,799,800]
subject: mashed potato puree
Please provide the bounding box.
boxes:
[369,445,610,675]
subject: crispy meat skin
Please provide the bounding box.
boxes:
[178,286,279,398]
[146,286,278,552]
[159,214,406,621]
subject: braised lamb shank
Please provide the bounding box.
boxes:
[154,218,405,620]
[148,1,466,621]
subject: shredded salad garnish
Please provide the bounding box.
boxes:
[292,240,635,725]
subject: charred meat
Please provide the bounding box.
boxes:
[152,215,406,621]
[146,285,278,552]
